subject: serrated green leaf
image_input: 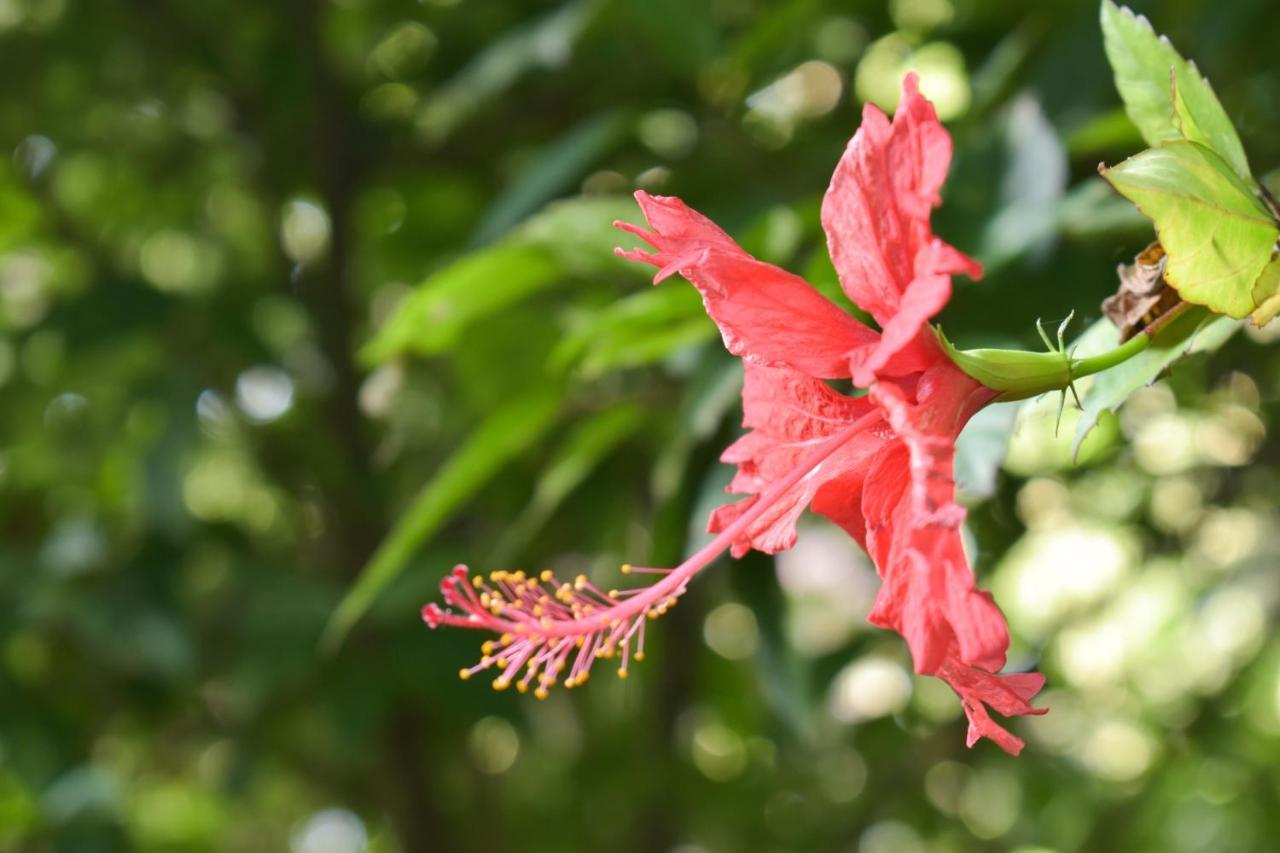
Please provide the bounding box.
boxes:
[1101,0,1250,179]
[1103,141,1277,319]
[488,405,647,565]
[1072,308,1239,454]
[323,389,562,649]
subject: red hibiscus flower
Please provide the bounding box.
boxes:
[424,74,1045,755]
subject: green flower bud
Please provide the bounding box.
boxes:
[935,326,1150,402]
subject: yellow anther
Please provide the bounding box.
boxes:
[500,633,514,644]
[618,668,628,680]
[458,668,471,680]
[516,681,528,693]
[533,605,544,617]
[608,590,619,598]
[621,564,632,574]
[574,574,587,590]
[512,570,526,582]
[480,641,495,655]
[493,677,510,691]
[634,651,645,661]
[472,575,484,588]
[540,569,554,582]
[534,686,549,700]
[496,657,509,668]
[575,637,585,648]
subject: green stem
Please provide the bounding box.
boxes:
[1070,331,1151,379]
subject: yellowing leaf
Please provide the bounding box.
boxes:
[1103,141,1277,319]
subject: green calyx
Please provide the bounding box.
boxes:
[935,315,1151,402]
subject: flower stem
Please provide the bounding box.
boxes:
[1069,330,1150,379]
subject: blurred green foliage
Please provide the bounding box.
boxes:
[4,1,1280,851]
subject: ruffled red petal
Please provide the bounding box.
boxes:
[821,74,982,383]
[616,192,878,379]
[609,78,1044,755]
[938,653,1048,756]
[706,363,884,556]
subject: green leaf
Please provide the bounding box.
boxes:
[1072,308,1239,454]
[415,0,601,145]
[361,243,561,364]
[651,355,743,502]
[954,401,1019,501]
[487,405,647,565]
[362,196,648,366]
[1102,141,1278,319]
[516,195,647,277]
[1100,0,1250,179]
[577,318,714,378]
[469,111,632,247]
[323,389,562,649]
[548,283,712,375]
[1250,256,1280,327]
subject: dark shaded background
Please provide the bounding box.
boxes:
[4,0,1280,850]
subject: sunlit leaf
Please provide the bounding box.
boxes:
[548,283,707,374]
[1102,141,1277,319]
[1249,257,1280,327]
[1101,0,1250,179]
[363,196,647,366]
[362,243,561,364]
[577,318,714,378]
[324,389,562,648]
[516,195,646,277]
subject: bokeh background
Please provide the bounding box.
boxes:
[5,0,1280,850]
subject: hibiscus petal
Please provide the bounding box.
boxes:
[616,191,878,379]
[707,364,883,556]
[861,362,1009,674]
[822,74,982,380]
[938,653,1047,756]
